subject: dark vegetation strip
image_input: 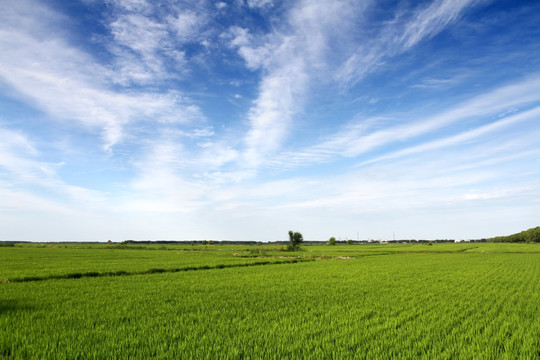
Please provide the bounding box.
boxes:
[487,226,540,243]
[5,259,314,284]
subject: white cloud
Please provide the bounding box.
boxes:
[337,0,478,86]
[224,26,269,70]
[400,0,479,49]
[246,0,274,9]
[227,0,477,168]
[0,126,109,211]
[105,1,209,84]
[0,187,73,214]
[121,140,210,213]
[110,14,168,56]
[168,11,201,41]
[227,0,364,167]
[243,62,308,164]
[269,75,540,168]
[108,13,182,82]
[0,127,62,187]
[0,0,205,151]
[0,127,38,157]
[107,0,151,13]
[411,75,467,89]
[363,105,540,166]
[199,144,240,168]
[463,191,511,201]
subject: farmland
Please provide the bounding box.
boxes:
[1,242,540,359]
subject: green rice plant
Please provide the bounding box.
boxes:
[0,245,295,282]
[1,245,540,358]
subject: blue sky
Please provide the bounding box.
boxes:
[1,0,539,241]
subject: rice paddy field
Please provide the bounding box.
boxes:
[1,242,540,359]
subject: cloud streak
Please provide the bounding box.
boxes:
[225,0,483,169]
[227,0,366,167]
[0,126,109,212]
[0,0,206,151]
[337,0,479,87]
[269,75,540,168]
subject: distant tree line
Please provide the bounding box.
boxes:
[486,226,540,243]
[119,240,261,245]
[385,239,456,244]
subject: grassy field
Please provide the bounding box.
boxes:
[0,243,316,282]
[1,242,540,358]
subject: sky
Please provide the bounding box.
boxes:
[1,0,539,242]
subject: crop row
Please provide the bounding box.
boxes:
[6,242,538,281]
[0,245,309,281]
[5,258,310,283]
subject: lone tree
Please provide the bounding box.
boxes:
[288,230,304,251]
[328,236,336,246]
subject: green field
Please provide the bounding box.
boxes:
[1,242,540,359]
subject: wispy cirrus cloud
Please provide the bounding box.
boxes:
[337,0,480,87]
[269,74,540,168]
[225,0,483,169]
[0,126,109,210]
[362,105,540,166]
[246,0,275,9]
[106,0,210,85]
[0,0,206,151]
[227,0,366,167]
[109,13,174,78]
[399,0,480,49]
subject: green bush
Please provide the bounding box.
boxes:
[288,230,304,251]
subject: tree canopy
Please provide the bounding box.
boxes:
[288,230,304,250]
[487,226,540,243]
